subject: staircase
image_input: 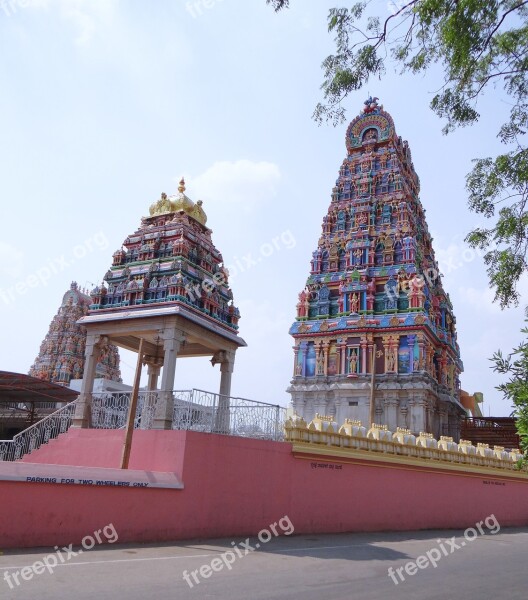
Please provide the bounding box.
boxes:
[0,400,77,461]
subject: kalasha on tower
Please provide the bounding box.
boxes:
[288,98,465,439]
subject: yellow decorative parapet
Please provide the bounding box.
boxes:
[438,436,458,452]
[367,423,392,443]
[309,414,338,433]
[393,427,416,446]
[458,439,476,455]
[284,415,527,475]
[338,419,366,438]
[476,443,494,458]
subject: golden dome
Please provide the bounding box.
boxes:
[148,178,208,225]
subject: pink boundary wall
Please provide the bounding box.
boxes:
[1,428,528,548]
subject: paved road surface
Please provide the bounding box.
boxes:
[1,528,526,599]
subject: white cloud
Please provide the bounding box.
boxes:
[0,242,24,279]
[19,0,119,45]
[58,0,118,46]
[187,160,281,212]
[457,285,501,314]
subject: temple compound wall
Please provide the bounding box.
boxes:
[0,427,526,549]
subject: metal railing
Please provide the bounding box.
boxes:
[0,401,77,461]
[172,389,286,441]
[91,391,162,430]
[0,389,287,462]
[91,389,286,441]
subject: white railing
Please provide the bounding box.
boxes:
[91,390,165,430]
[0,401,77,461]
[91,389,286,441]
[0,389,287,462]
[173,389,286,440]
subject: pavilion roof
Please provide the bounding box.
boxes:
[0,371,78,404]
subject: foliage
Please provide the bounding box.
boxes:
[492,326,528,456]
[266,0,289,11]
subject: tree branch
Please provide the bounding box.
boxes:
[379,0,420,48]
[477,1,528,61]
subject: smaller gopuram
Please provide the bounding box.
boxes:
[29,282,121,386]
[288,98,465,440]
[73,179,246,429]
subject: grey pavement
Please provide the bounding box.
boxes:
[0,527,526,599]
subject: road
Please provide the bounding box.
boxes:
[1,527,526,599]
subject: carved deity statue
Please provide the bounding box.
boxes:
[356,212,368,227]
[316,353,325,375]
[353,248,363,265]
[382,203,392,224]
[337,210,346,230]
[297,290,309,318]
[295,362,302,376]
[386,348,396,372]
[350,293,359,314]
[349,349,358,375]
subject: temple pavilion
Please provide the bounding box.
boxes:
[73,179,246,429]
[288,98,465,440]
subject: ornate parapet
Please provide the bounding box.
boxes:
[493,445,511,461]
[367,423,392,442]
[393,427,416,446]
[339,419,366,438]
[438,436,458,452]
[416,432,438,449]
[458,439,477,455]
[476,443,494,458]
[309,414,338,433]
[284,416,528,475]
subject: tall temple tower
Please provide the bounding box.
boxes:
[29,282,121,386]
[288,98,465,440]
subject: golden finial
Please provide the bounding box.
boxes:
[178,177,186,194]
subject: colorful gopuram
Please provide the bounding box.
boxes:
[89,179,240,331]
[29,282,121,386]
[288,98,465,440]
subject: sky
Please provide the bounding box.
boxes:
[0,0,524,417]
